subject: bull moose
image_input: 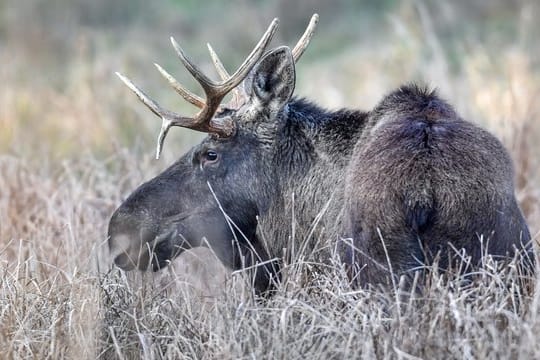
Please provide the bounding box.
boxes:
[108,14,533,293]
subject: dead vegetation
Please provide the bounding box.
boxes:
[1,0,539,358]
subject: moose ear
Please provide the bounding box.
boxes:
[248,46,296,113]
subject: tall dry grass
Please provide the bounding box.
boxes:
[1,0,540,358]
[0,154,538,358]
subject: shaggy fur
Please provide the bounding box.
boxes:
[109,49,533,293]
[343,85,533,286]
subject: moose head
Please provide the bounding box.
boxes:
[108,15,321,292]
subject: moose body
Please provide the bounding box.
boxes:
[108,15,533,293]
[343,86,532,284]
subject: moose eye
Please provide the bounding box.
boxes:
[204,150,218,163]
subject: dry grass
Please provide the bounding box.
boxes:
[0,156,538,358]
[1,0,540,358]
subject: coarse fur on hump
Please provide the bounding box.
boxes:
[257,97,369,262]
[343,84,533,286]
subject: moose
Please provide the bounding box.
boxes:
[108,14,533,293]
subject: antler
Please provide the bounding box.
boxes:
[116,14,319,159]
[291,13,319,61]
[116,18,279,159]
[206,14,319,108]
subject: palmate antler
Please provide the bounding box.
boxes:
[116,14,319,159]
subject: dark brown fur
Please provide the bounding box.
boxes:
[343,85,533,286]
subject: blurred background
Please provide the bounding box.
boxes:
[1,0,539,245]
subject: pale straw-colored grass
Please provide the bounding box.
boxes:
[1,1,539,358]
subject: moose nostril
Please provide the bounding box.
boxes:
[114,253,135,270]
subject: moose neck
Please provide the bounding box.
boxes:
[258,98,369,260]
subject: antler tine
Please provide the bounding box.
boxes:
[292,13,319,62]
[207,43,246,107]
[116,72,183,122]
[170,37,217,93]
[154,63,205,108]
[207,43,230,81]
[171,18,279,98]
[219,18,279,92]
[209,42,268,109]
[116,72,199,159]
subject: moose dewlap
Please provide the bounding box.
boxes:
[108,14,533,293]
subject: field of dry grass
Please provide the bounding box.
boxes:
[1,0,540,358]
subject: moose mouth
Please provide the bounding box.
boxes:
[110,212,195,272]
[112,228,191,271]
